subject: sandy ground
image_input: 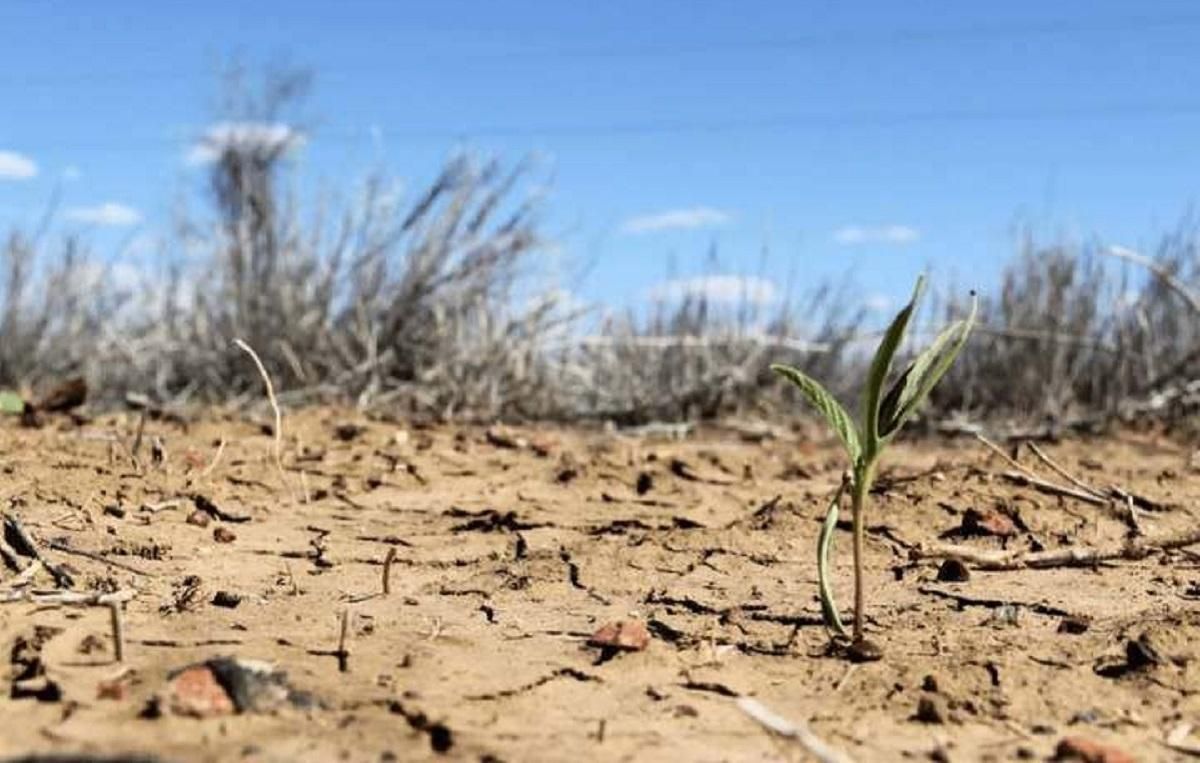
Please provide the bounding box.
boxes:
[0,409,1197,762]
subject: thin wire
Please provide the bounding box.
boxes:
[9,100,1200,153]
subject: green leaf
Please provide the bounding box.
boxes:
[817,479,850,638]
[863,276,925,448]
[771,363,861,463]
[879,292,978,438]
[0,391,25,414]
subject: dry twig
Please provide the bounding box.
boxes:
[382,547,396,596]
[735,696,856,763]
[0,588,135,605]
[235,338,292,499]
[337,608,351,673]
[1024,442,1106,500]
[998,470,1109,507]
[109,600,126,662]
[913,527,1200,570]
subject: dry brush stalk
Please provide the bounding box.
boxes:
[914,526,1200,570]
[235,338,292,499]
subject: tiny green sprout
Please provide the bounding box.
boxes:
[771,276,976,658]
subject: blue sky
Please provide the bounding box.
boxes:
[3,0,1200,315]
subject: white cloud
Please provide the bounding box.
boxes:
[65,202,142,227]
[648,275,778,305]
[186,122,306,166]
[0,151,38,180]
[863,294,893,312]
[832,224,920,246]
[621,206,732,234]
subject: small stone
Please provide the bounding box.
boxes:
[1069,709,1101,725]
[152,657,310,718]
[159,665,236,717]
[921,674,939,692]
[986,604,1021,628]
[334,423,366,441]
[961,507,1018,538]
[936,559,970,582]
[36,377,87,412]
[213,526,237,543]
[12,675,62,702]
[915,695,947,724]
[1124,634,1163,670]
[1058,616,1091,635]
[77,633,107,655]
[847,638,884,663]
[1052,736,1135,763]
[211,590,242,609]
[588,620,651,652]
[485,426,525,450]
[186,510,211,528]
[96,672,133,700]
[635,472,654,495]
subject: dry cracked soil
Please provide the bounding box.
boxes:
[0,409,1197,762]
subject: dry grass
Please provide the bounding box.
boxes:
[935,222,1200,430]
[4,66,1200,428]
[560,280,865,425]
[6,204,1200,431]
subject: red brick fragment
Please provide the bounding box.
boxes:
[588,620,650,652]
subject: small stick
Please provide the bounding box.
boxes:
[130,410,147,462]
[991,442,1150,530]
[151,436,167,466]
[234,339,291,499]
[1165,722,1200,756]
[140,500,181,514]
[382,547,397,595]
[3,513,75,588]
[736,696,856,763]
[337,609,351,673]
[973,432,1039,480]
[833,664,858,693]
[1109,491,1144,537]
[46,541,151,577]
[109,600,125,663]
[200,438,227,478]
[0,588,135,605]
[1103,245,1200,315]
[1025,442,1107,500]
[913,526,1200,570]
[9,558,43,586]
[998,471,1108,507]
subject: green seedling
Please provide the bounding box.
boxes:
[772,276,976,659]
